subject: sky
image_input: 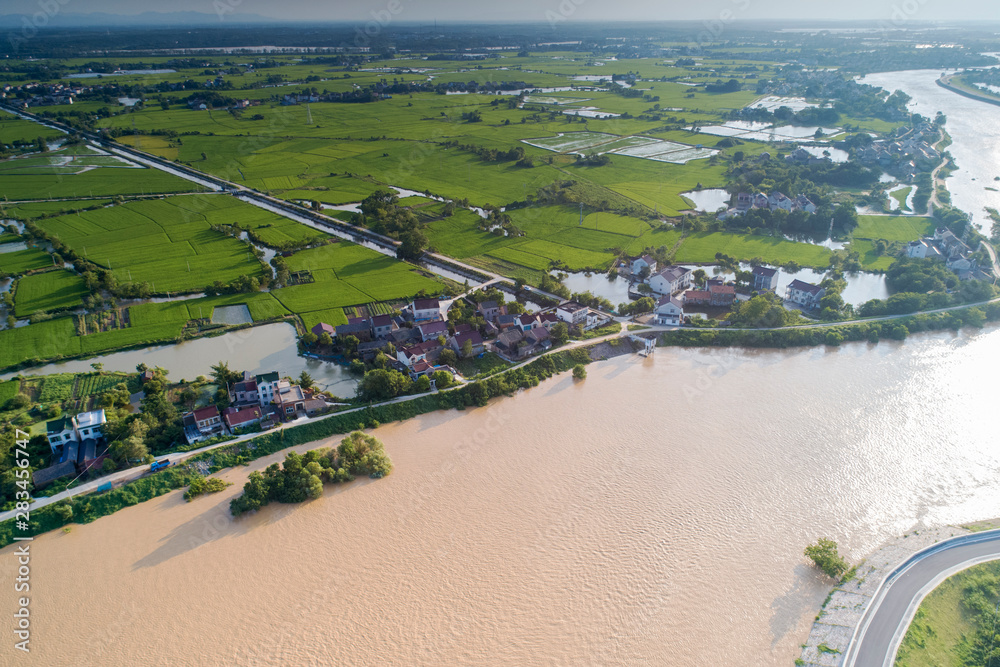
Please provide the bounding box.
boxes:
[2,0,999,24]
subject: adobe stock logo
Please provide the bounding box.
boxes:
[546,0,587,28]
[7,0,72,54]
[688,0,752,55]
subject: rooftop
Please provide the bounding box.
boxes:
[752,266,778,278]
[788,279,823,294]
[192,405,220,421]
[413,298,440,311]
[75,409,106,429]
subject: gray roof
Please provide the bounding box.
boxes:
[32,461,77,487]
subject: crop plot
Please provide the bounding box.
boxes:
[14,270,88,316]
[524,132,717,164]
[210,304,253,325]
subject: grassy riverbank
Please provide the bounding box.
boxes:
[895,560,1000,667]
[661,301,1000,349]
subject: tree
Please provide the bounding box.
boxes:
[318,332,333,347]
[414,375,431,392]
[805,538,849,579]
[90,362,104,372]
[431,370,453,389]
[341,335,360,357]
[461,338,475,358]
[551,322,569,344]
[210,361,240,388]
[357,369,412,401]
[298,371,315,392]
[397,229,428,261]
[573,364,587,380]
[109,419,150,465]
[438,348,458,367]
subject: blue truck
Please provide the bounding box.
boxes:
[150,460,174,473]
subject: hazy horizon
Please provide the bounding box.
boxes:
[2,0,999,25]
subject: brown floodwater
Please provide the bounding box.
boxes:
[3,328,1000,666]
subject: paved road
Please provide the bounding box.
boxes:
[845,530,1000,667]
[982,241,1000,282]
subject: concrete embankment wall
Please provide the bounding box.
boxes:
[937,77,1000,109]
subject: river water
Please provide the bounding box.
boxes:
[4,326,999,666]
[860,69,1000,231]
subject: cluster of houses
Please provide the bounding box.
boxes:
[34,409,110,487]
[719,191,817,219]
[856,129,940,178]
[2,82,82,108]
[629,255,827,324]
[906,227,979,279]
[181,370,331,446]
[310,294,615,377]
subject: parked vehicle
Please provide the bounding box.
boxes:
[150,460,173,473]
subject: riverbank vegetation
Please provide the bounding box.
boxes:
[229,431,392,516]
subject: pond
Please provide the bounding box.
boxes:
[557,271,632,305]
[680,188,730,212]
[692,264,889,306]
[1,322,359,398]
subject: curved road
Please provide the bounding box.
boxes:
[845,529,1000,666]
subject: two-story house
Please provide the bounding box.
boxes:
[649,266,693,296]
[786,279,826,309]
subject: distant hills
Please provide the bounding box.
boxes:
[0,11,279,29]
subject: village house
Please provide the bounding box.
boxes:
[906,239,944,260]
[183,405,225,445]
[449,330,485,357]
[410,297,442,322]
[255,371,280,406]
[45,416,78,452]
[335,320,372,342]
[371,314,394,339]
[630,254,658,276]
[477,300,501,321]
[684,284,736,307]
[752,266,779,292]
[407,359,436,380]
[493,329,526,359]
[785,279,826,309]
[417,320,449,342]
[496,313,518,330]
[536,312,560,329]
[655,296,685,326]
[275,381,306,416]
[515,313,537,332]
[649,266,693,296]
[556,301,589,326]
[524,327,552,353]
[229,378,259,407]
[397,340,443,368]
[50,409,107,449]
[311,322,335,338]
[223,405,263,431]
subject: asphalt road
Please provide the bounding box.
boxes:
[846,531,1000,666]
